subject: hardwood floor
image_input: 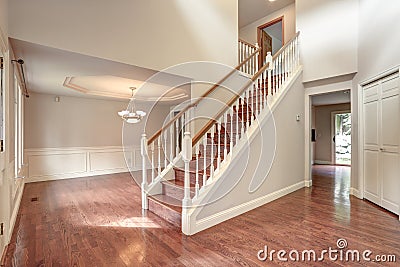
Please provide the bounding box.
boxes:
[3,166,400,266]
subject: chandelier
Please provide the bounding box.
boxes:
[117,87,146,124]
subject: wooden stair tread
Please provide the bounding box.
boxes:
[161,179,196,190]
[149,194,182,213]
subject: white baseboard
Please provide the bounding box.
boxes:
[192,180,305,235]
[349,187,361,199]
[8,182,24,243]
[24,146,141,183]
[304,179,313,187]
[314,160,332,165]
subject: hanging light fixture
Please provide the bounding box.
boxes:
[117,87,146,124]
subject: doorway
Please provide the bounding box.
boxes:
[257,16,284,68]
[332,112,351,165]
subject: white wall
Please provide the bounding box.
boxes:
[296,0,358,82]
[357,0,400,82]
[9,0,238,71]
[239,3,295,46]
[352,0,400,194]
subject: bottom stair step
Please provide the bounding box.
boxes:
[148,194,182,227]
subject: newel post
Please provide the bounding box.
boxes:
[182,132,192,207]
[141,133,149,210]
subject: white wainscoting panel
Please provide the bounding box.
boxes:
[25,146,140,183]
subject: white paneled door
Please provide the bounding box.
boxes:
[363,73,399,215]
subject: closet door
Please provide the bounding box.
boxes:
[363,83,380,204]
[380,74,399,214]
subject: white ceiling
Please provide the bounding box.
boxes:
[312,90,351,106]
[10,38,191,102]
[239,0,295,28]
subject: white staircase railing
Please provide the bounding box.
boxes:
[185,32,300,209]
[141,46,261,209]
[238,39,259,76]
[141,32,300,233]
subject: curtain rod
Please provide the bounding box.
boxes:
[11,59,30,98]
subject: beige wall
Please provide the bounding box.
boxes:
[24,92,171,149]
[296,0,358,82]
[239,3,296,46]
[9,0,238,71]
[197,71,305,220]
[314,103,350,164]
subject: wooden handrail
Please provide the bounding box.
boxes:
[192,32,300,145]
[147,47,261,145]
[238,39,257,49]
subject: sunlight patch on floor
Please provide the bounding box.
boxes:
[99,217,161,228]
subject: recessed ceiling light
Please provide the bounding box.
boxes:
[269,0,277,2]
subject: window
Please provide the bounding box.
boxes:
[14,74,24,177]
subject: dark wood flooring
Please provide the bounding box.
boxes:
[2,166,400,266]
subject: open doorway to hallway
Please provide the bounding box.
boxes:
[311,90,351,167]
[309,89,352,195]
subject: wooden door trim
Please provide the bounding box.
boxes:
[257,16,284,69]
[257,16,285,45]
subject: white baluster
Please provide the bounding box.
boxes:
[235,100,239,144]
[141,134,148,209]
[223,112,228,161]
[175,119,179,156]
[203,135,207,186]
[217,120,222,170]
[195,142,200,197]
[151,142,155,183]
[181,114,185,145]
[268,68,272,99]
[182,132,192,207]
[241,98,245,136]
[255,83,259,116]
[157,137,161,174]
[276,58,279,93]
[230,106,234,153]
[245,89,250,130]
[210,127,215,181]
[164,132,167,168]
[279,54,282,89]
[251,85,255,121]
[254,44,260,74]
[169,124,173,161]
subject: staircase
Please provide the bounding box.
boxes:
[141,32,301,234]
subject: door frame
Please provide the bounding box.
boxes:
[257,16,284,67]
[357,65,400,208]
[331,110,351,166]
[305,83,354,189]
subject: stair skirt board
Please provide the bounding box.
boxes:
[189,181,306,235]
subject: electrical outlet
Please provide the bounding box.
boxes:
[0,223,4,236]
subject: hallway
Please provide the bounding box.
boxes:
[3,167,399,266]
